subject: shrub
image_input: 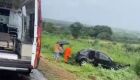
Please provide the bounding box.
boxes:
[92,39,99,46]
[135,59,140,75]
[68,54,77,65]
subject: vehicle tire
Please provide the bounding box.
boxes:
[80,59,87,66]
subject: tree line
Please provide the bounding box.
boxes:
[42,21,113,40]
[42,21,140,43]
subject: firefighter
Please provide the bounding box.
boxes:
[64,45,72,63]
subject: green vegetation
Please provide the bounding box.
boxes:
[42,21,113,40]
[135,59,140,76]
[91,25,113,40]
[69,22,83,39]
[42,33,140,80]
[42,19,140,43]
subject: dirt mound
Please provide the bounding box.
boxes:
[38,58,77,80]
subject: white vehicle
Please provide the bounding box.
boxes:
[0,0,42,73]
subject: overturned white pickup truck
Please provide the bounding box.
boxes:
[0,0,42,74]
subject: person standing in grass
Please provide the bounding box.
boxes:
[54,42,63,61]
[64,45,72,63]
[59,43,64,55]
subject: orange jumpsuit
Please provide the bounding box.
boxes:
[64,47,72,63]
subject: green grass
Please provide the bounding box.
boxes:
[41,33,140,80]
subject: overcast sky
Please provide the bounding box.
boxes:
[42,0,140,31]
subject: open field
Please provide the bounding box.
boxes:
[41,33,140,80]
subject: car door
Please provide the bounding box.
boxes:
[88,50,96,62]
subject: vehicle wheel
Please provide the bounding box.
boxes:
[80,59,87,66]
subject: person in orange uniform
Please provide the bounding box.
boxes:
[64,45,72,63]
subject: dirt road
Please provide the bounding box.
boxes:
[38,58,77,80]
[30,69,47,80]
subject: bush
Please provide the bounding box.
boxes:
[68,54,77,65]
[135,59,140,75]
[91,25,113,40]
[92,39,99,46]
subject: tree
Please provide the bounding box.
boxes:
[44,22,57,33]
[91,25,113,40]
[42,21,47,30]
[97,32,112,40]
[69,22,83,39]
